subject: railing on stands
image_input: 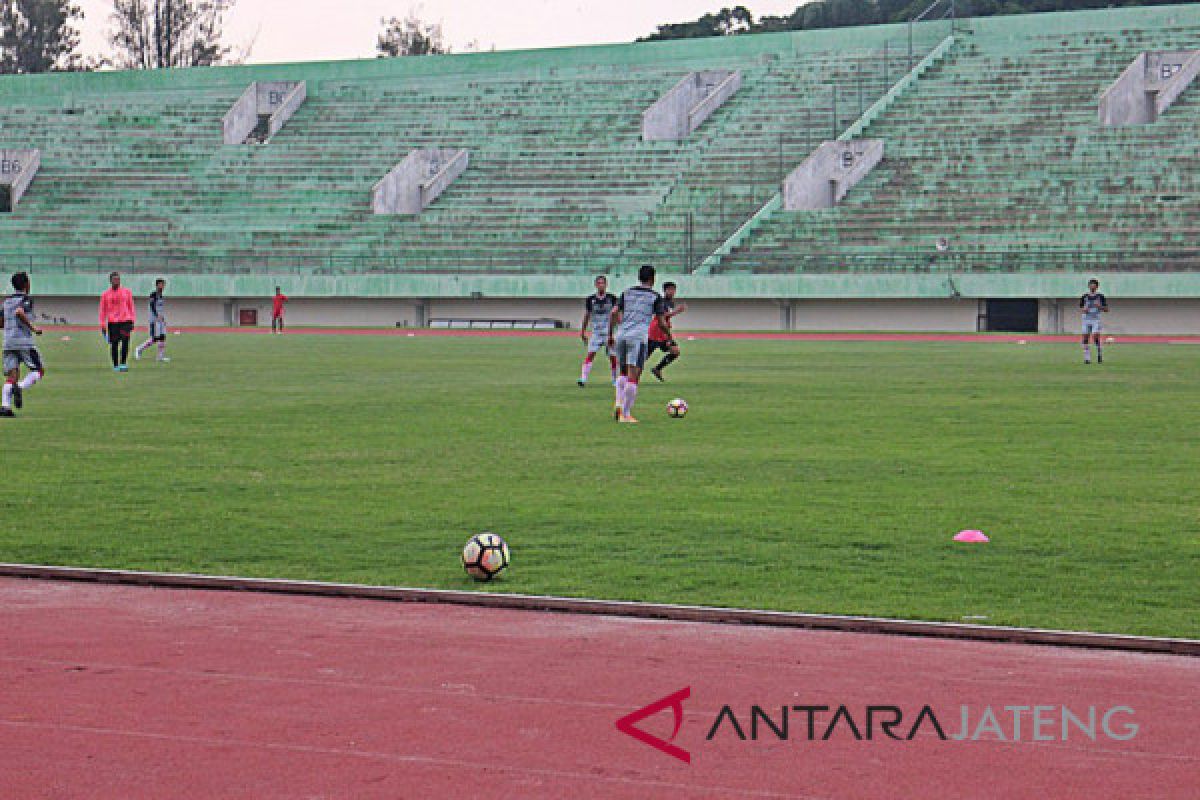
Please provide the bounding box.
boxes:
[910,0,957,67]
[715,249,1200,274]
[622,29,950,275]
[4,249,1199,276]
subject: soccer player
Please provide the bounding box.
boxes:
[1080,278,1109,364]
[1,271,45,418]
[648,281,688,382]
[578,275,618,387]
[99,271,136,372]
[271,287,288,334]
[135,278,170,363]
[609,264,670,424]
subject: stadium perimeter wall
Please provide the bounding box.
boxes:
[31,295,1200,334]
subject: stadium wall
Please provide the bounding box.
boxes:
[1040,298,1200,335]
[31,295,1200,334]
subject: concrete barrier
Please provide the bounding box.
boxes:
[0,148,40,212]
[1155,50,1200,116]
[1100,50,1198,126]
[783,140,884,210]
[268,82,307,139]
[373,148,469,215]
[222,84,258,144]
[223,81,306,144]
[686,71,742,134]
[2,564,1195,655]
[643,70,741,141]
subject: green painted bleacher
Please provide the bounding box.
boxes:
[0,23,904,276]
[619,40,941,271]
[723,8,1200,274]
[0,4,1196,283]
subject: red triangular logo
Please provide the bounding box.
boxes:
[615,687,691,764]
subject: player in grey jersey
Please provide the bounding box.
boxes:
[1079,278,1108,365]
[608,264,669,423]
[578,275,618,387]
[135,278,170,363]
[1,271,45,418]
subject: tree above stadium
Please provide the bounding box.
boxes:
[376,11,447,58]
[641,0,1189,40]
[0,0,83,74]
[107,0,237,69]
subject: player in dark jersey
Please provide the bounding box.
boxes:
[578,275,618,387]
[648,281,687,382]
[1,272,45,418]
[1079,278,1109,364]
[135,278,170,363]
[608,265,670,423]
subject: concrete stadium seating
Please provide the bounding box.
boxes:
[0,4,1196,284]
[722,11,1200,274]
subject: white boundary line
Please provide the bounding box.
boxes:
[1,563,1195,656]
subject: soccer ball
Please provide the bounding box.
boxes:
[462,532,510,581]
[667,398,688,418]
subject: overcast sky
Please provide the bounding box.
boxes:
[73,1,808,65]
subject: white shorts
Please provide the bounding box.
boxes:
[1082,319,1102,335]
[614,337,648,369]
[150,318,167,340]
[587,331,609,355]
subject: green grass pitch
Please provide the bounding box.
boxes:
[2,331,1197,638]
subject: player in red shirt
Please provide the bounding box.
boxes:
[648,281,687,382]
[99,271,137,372]
[271,287,288,334]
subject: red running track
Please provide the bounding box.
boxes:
[1,578,1196,799]
[53,324,1200,344]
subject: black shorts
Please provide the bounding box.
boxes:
[648,338,676,355]
[3,347,42,374]
[107,322,134,341]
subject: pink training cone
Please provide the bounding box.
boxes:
[954,530,989,543]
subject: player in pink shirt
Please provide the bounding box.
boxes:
[99,271,136,372]
[271,287,288,334]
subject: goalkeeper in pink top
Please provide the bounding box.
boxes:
[99,271,136,372]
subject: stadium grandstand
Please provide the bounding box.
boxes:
[1,3,1198,333]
